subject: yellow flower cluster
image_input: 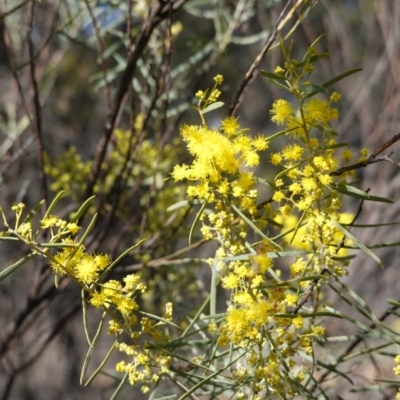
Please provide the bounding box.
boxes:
[172,73,336,396]
[44,146,92,200]
[1,172,177,395]
[172,119,268,209]
[172,109,270,278]
[113,302,173,392]
[394,355,400,399]
[267,79,362,279]
[50,239,111,284]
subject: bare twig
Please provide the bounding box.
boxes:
[228,0,292,116]
[84,0,187,200]
[27,0,48,207]
[83,0,112,110]
[0,0,30,19]
[310,297,400,394]
[0,303,79,400]
[124,238,209,272]
[331,132,400,176]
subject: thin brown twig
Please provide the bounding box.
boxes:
[139,6,174,238]
[89,87,139,251]
[0,278,57,358]
[83,0,112,111]
[310,298,400,394]
[1,303,79,400]
[124,238,210,272]
[127,0,134,57]
[331,132,400,176]
[2,17,34,140]
[376,153,400,167]
[84,0,187,200]
[27,0,48,208]
[228,0,292,116]
[0,0,30,20]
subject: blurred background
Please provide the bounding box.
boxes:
[0,0,400,399]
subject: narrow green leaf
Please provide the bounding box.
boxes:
[329,218,383,268]
[105,239,145,273]
[349,222,398,228]
[314,124,338,136]
[189,199,208,245]
[224,250,313,262]
[309,53,330,63]
[308,34,325,50]
[167,199,202,212]
[177,352,246,400]
[202,101,224,114]
[266,126,297,142]
[139,311,181,329]
[260,70,288,81]
[81,290,91,346]
[0,253,34,281]
[109,372,129,400]
[235,128,251,135]
[80,312,106,384]
[85,339,118,387]
[255,177,275,187]
[265,329,309,399]
[275,312,343,319]
[325,142,348,149]
[289,209,308,245]
[322,68,363,88]
[278,35,288,59]
[70,196,96,223]
[42,191,66,221]
[329,184,393,203]
[232,205,281,250]
[67,213,98,265]
[337,240,400,250]
[103,40,124,60]
[388,299,400,307]
[36,191,65,238]
[22,200,45,224]
[261,74,291,91]
[332,254,357,261]
[316,359,354,385]
[372,378,400,385]
[298,84,327,94]
[326,271,381,325]
[275,161,304,181]
[261,275,324,288]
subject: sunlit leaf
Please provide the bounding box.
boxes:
[322,68,363,88]
[202,101,224,114]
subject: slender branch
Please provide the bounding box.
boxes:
[2,18,34,141]
[331,132,400,176]
[84,0,187,200]
[83,0,112,110]
[124,238,210,272]
[0,303,79,400]
[0,0,30,19]
[27,0,48,207]
[310,297,400,394]
[0,280,57,358]
[228,0,292,116]
[0,373,15,400]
